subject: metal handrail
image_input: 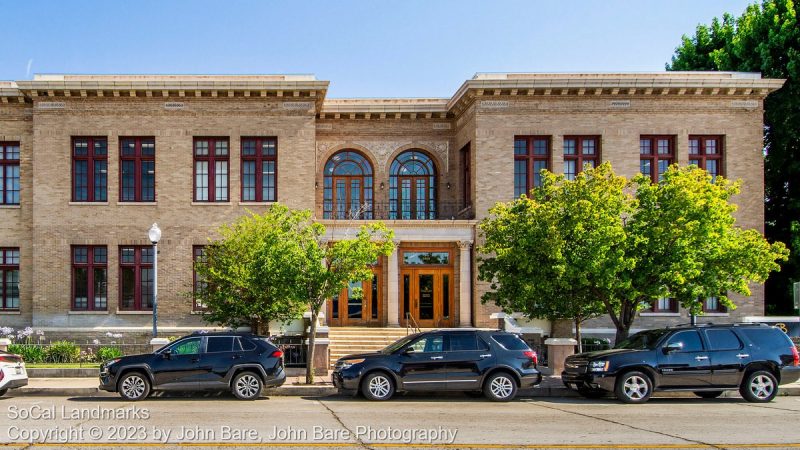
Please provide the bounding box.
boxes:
[405,312,421,335]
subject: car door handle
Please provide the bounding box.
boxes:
[480,354,492,358]
[191,357,200,363]
[695,356,709,361]
[430,356,443,360]
[736,354,750,359]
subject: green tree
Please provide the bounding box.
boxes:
[193,205,309,334]
[479,163,789,343]
[478,165,623,351]
[667,0,800,314]
[285,221,394,384]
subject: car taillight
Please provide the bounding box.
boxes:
[523,350,538,365]
[270,350,283,359]
[0,355,20,363]
[791,346,799,367]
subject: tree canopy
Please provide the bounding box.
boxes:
[667,0,800,313]
[479,163,789,342]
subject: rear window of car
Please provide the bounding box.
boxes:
[237,337,257,351]
[705,329,742,351]
[206,336,234,353]
[739,327,792,350]
[491,334,529,351]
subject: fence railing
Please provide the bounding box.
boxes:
[270,335,307,368]
[319,201,475,221]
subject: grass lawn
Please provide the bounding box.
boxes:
[25,363,101,368]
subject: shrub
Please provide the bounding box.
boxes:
[96,346,123,362]
[45,341,80,363]
[7,344,46,363]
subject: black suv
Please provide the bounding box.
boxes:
[562,323,800,403]
[332,329,541,402]
[99,332,286,401]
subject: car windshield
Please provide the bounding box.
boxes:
[614,329,670,350]
[381,334,420,354]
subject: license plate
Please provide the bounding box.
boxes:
[15,367,22,375]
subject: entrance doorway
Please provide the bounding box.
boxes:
[328,265,382,326]
[399,249,454,328]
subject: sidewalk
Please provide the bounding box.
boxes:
[11,375,800,398]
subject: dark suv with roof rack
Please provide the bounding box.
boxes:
[562,323,800,403]
[332,329,541,402]
[99,332,286,401]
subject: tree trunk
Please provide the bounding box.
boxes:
[250,318,269,336]
[305,309,318,385]
[614,323,630,345]
[575,318,583,354]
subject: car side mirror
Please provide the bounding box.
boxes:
[663,343,682,354]
[162,350,172,360]
[402,347,415,355]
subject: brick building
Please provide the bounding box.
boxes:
[0,72,785,344]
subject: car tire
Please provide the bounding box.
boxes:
[361,372,395,401]
[232,371,263,400]
[0,388,7,397]
[614,371,653,404]
[483,372,518,402]
[740,370,778,403]
[578,386,607,399]
[118,372,151,401]
[694,390,724,399]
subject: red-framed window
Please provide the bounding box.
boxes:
[193,137,229,202]
[563,136,600,180]
[650,297,678,313]
[120,138,156,202]
[0,142,20,205]
[119,246,154,311]
[702,296,728,313]
[0,248,19,311]
[240,137,277,202]
[689,135,724,181]
[514,136,551,197]
[461,143,471,207]
[71,246,107,311]
[640,136,675,183]
[192,245,207,311]
[72,137,108,202]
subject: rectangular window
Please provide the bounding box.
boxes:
[72,137,108,202]
[460,143,471,207]
[689,135,724,181]
[192,245,207,311]
[402,251,450,265]
[241,137,277,202]
[120,138,156,202]
[0,142,20,205]
[514,136,551,197]
[72,246,107,311]
[0,248,20,310]
[650,297,678,313]
[640,135,675,183]
[702,296,727,313]
[193,138,229,202]
[119,246,154,311]
[563,136,600,181]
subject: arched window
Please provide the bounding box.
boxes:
[390,150,436,219]
[323,151,373,219]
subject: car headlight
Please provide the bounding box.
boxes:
[338,358,365,370]
[589,361,610,372]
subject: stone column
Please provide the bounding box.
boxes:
[546,338,577,375]
[387,240,401,327]
[150,338,170,353]
[0,338,10,352]
[458,240,473,328]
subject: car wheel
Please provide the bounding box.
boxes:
[615,371,652,404]
[740,370,778,403]
[232,372,263,400]
[118,372,151,401]
[578,386,607,399]
[0,388,7,397]
[694,390,724,399]
[361,372,394,401]
[484,372,518,402]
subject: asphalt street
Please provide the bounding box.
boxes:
[1,392,799,449]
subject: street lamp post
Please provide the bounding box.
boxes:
[148,223,162,338]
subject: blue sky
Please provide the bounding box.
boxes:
[0,0,754,98]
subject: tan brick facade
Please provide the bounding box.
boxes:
[0,73,784,339]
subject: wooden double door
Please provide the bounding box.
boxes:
[327,267,381,326]
[400,268,454,328]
